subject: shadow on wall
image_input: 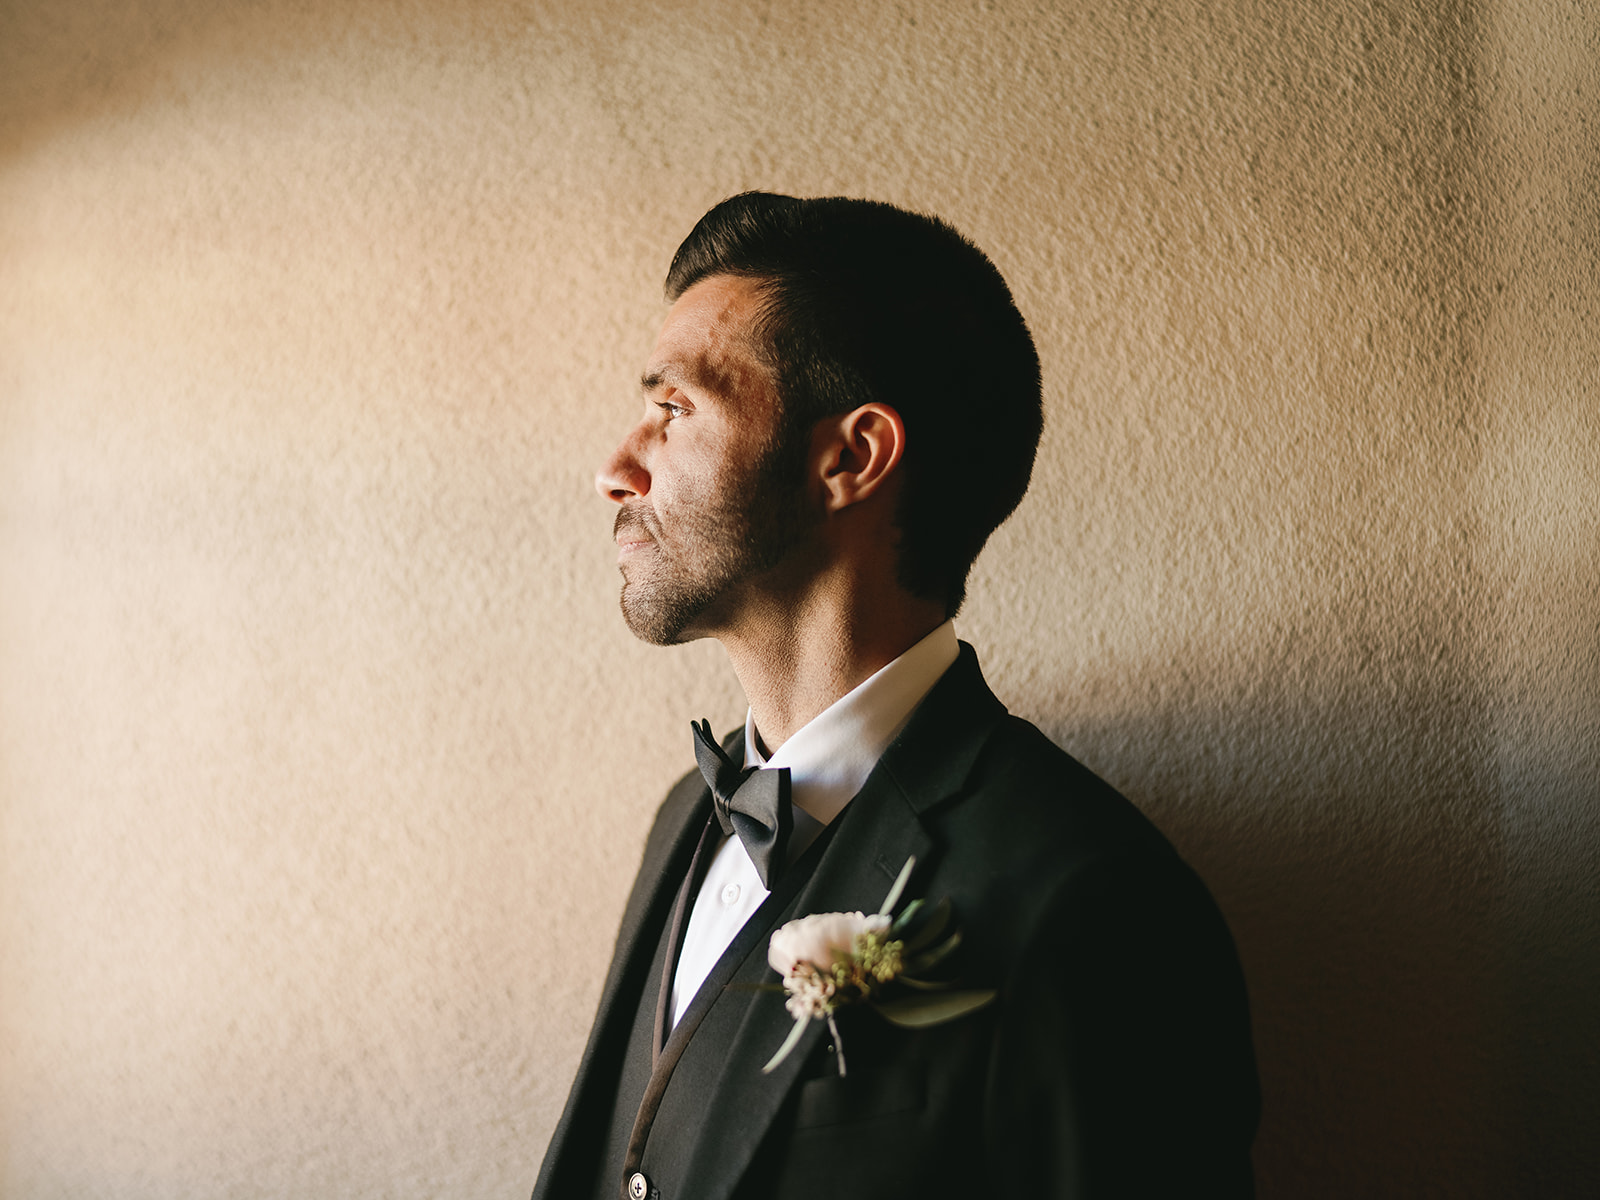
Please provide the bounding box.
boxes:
[1,3,257,158]
[1037,683,1510,1197]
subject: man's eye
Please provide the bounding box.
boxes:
[657,401,688,420]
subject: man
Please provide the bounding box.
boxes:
[534,193,1259,1200]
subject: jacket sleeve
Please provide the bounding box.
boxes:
[984,846,1261,1197]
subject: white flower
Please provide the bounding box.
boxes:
[781,964,837,1020]
[767,910,890,978]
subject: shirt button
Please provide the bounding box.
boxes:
[720,882,741,906]
[627,1171,649,1200]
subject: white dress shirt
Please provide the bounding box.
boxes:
[668,620,961,1028]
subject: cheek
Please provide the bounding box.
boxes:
[665,443,738,506]
[650,455,720,533]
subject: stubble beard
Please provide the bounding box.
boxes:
[615,448,812,646]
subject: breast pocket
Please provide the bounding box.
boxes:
[792,1066,926,1130]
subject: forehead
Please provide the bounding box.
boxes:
[643,274,775,411]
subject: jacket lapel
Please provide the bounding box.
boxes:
[589,767,712,1058]
[667,644,1007,1200]
[533,765,712,1197]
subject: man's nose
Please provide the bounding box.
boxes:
[595,430,649,503]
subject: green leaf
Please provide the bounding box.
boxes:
[905,928,961,974]
[901,897,952,952]
[877,855,917,917]
[889,898,925,937]
[893,974,953,992]
[872,990,998,1029]
[762,1014,812,1074]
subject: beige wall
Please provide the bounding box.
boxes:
[2,1,1594,1195]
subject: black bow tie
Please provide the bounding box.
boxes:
[691,719,793,891]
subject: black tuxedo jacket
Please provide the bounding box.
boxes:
[533,645,1259,1200]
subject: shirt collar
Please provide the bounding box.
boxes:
[742,620,960,826]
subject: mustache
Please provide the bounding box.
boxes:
[614,505,661,545]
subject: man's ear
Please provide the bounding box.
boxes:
[811,403,907,513]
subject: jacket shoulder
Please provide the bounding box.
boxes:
[951,711,1176,870]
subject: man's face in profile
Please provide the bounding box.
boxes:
[596,274,812,645]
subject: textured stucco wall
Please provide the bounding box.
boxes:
[1,1,1594,1196]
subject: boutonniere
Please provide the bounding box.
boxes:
[761,856,996,1076]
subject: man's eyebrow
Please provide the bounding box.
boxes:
[642,359,754,402]
[640,367,686,395]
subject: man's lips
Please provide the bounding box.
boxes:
[616,537,653,558]
[613,509,659,559]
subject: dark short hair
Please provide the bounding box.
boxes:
[665,192,1043,617]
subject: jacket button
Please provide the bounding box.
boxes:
[627,1172,649,1200]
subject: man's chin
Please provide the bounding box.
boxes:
[619,588,712,647]
[622,618,703,648]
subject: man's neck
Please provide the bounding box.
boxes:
[715,583,947,754]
